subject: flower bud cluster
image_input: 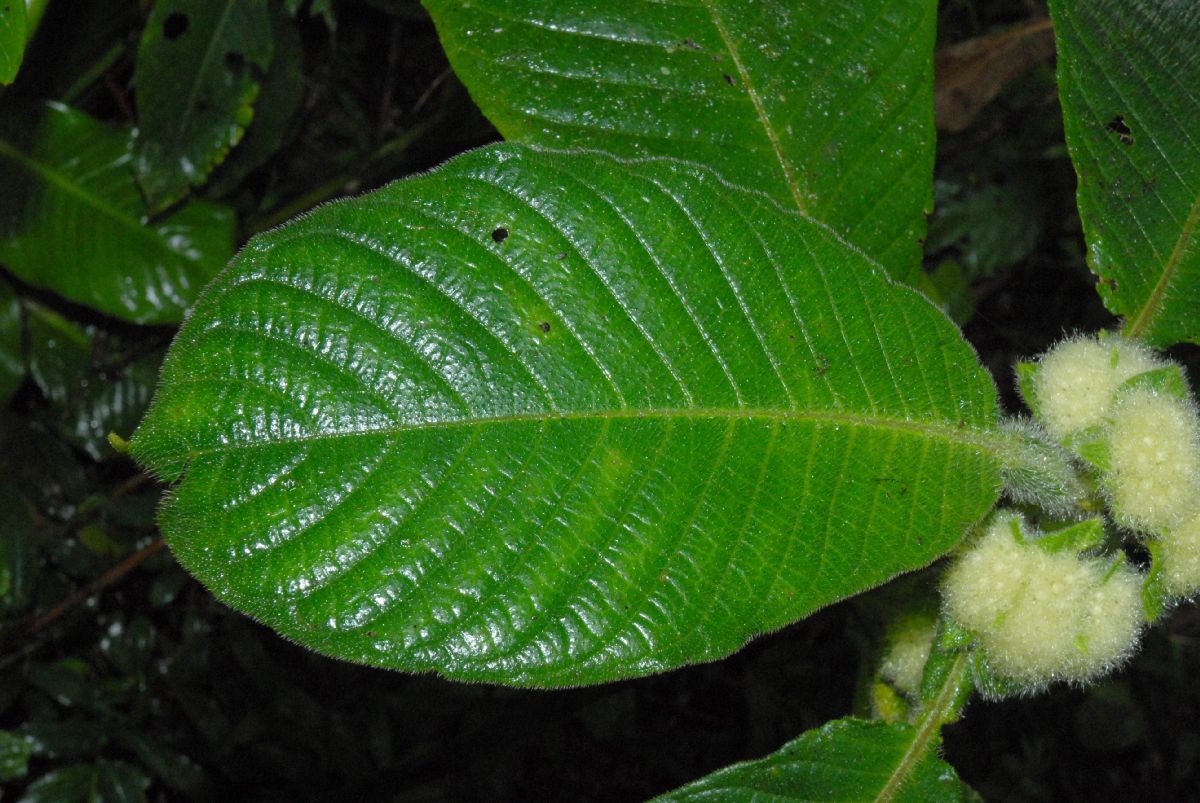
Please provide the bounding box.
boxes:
[942,514,1142,685]
[1027,334,1200,597]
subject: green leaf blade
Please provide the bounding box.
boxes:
[134,145,1001,686]
[134,0,274,210]
[652,718,972,802]
[422,0,937,283]
[0,103,234,324]
[1049,0,1200,347]
[0,0,26,85]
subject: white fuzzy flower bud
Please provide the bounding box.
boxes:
[1030,335,1162,440]
[1104,388,1200,532]
[942,514,1143,685]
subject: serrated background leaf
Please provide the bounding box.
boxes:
[653,718,971,802]
[423,0,936,284]
[134,0,274,211]
[0,103,234,325]
[134,145,1001,686]
[1049,0,1200,347]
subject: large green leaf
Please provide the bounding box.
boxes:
[1049,0,1200,347]
[0,102,234,325]
[653,718,970,802]
[423,0,936,284]
[133,145,1002,686]
[134,0,274,211]
[0,0,26,85]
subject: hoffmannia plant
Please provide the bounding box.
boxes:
[2,0,1198,798]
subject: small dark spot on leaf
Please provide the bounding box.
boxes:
[366,630,377,637]
[224,51,246,75]
[556,252,567,260]
[788,334,796,341]
[538,321,551,333]
[681,38,702,51]
[1105,115,1133,145]
[813,354,829,376]
[163,12,189,40]
[722,73,735,86]
[491,226,509,243]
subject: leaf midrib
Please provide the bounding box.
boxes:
[699,0,807,214]
[1126,189,1200,338]
[171,403,1007,459]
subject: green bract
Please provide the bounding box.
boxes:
[133,145,1004,686]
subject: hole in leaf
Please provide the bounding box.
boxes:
[224,51,246,75]
[163,12,189,40]
[491,226,509,243]
[1105,115,1133,145]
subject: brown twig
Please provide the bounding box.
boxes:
[30,537,166,634]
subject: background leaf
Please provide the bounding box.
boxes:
[0,278,22,402]
[19,760,149,803]
[422,0,937,284]
[204,3,305,198]
[134,145,1002,687]
[25,303,165,459]
[652,717,972,802]
[134,0,274,211]
[0,0,26,85]
[1049,0,1200,347]
[0,102,234,324]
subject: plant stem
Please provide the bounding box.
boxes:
[875,651,972,803]
[29,536,165,633]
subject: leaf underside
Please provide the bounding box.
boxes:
[134,145,1001,686]
[1050,0,1200,347]
[652,718,970,803]
[0,103,234,325]
[423,0,937,284]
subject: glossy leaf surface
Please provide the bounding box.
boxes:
[0,0,25,85]
[134,145,1002,686]
[26,303,163,460]
[1050,0,1200,346]
[134,0,274,210]
[653,717,970,802]
[0,103,234,324]
[423,0,937,284]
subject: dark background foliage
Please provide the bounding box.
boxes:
[1,1,1197,800]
